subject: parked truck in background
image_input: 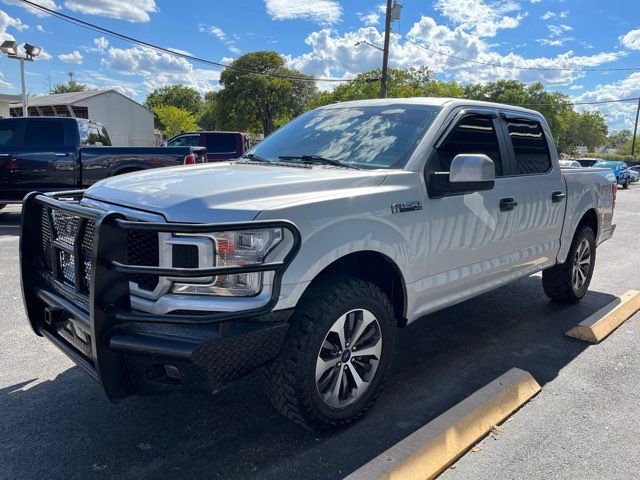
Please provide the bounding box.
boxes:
[163,130,249,162]
[20,98,616,431]
[0,117,206,209]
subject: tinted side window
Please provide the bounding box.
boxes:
[506,119,551,175]
[24,120,66,147]
[81,126,103,146]
[100,127,112,146]
[168,135,200,147]
[436,115,504,176]
[206,134,237,154]
[0,120,19,147]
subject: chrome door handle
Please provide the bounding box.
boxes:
[54,152,70,157]
[551,191,566,202]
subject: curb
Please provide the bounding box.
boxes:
[566,289,640,343]
[345,368,541,480]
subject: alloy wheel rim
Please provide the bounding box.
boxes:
[315,308,382,408]
[572,239,591,291]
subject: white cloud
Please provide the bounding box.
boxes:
[357,11,380,26]
[540,10,569,20]
[101,46,219,93]
[35,24,45,31]
[434,0,526,37]
[548,24,573,37]
[63,0,157,22]
[93,36,109,52]
[0,9,21,41]
[620,29,640,50]
[199,24,241,54]
[286,16,627,90]
[569,85,583,90]
[572,72,640,129]
[1,0,59,18]
[167,47,193,56]
[58,50,84,64]
[264,0,342,25]
[0,72,11,89]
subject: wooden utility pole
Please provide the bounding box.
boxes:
[632,97,640,156]
[379,0,392,99]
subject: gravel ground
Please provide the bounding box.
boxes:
[0,184,638,480]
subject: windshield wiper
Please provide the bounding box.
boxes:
[241,153,270,162]
[278,154,362,170]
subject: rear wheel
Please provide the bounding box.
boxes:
[265,277,396,431]
[542,226,596,303]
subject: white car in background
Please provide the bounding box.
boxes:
[559,160,582,168]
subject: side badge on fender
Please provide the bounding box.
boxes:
[391,201,423,214]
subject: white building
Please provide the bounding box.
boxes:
[10,89,155,146]
[0,93,21,118]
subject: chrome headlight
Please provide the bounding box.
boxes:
[171,228,283,297]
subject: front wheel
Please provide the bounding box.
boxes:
[542,226,596,303]
[265,277,396,431]
[623,179,630,189]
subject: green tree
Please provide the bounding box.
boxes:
[307,67,464,109]
[606,129,632,151]
[154,105,198,138]
[197,91,218,130]
[51,80,87,94]
[145,85,203,117]
[216,51,316,134]
[556,109,609,153]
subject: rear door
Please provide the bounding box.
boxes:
[0,119,22,201]
[203,133,240,162]
[499,111,566,272]
[16,118,79,193]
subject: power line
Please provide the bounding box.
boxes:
[17,0,351,83]
[398,33,640,73]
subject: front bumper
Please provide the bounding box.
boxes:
[20,190,301,401]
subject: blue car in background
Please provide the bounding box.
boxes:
[593,160,631,189]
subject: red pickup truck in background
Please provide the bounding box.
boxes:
[164,131,251,162]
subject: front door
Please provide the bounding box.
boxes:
[414,110,518,315]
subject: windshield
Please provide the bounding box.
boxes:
[593,161,618,170]
[248,104,441,170]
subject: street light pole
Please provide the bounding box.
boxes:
[379,0,392,99]
[19,58,27,117]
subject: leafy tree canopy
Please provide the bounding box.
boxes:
[145,85,203,117]
[51,80,87,94]
[216,51,316,135]
[154,105,198,138]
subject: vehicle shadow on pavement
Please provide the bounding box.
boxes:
[0,207,21,237]
[0,276,616,480]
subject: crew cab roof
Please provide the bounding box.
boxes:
[319,97,543,117]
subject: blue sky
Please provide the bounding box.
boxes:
[0,0,639,129]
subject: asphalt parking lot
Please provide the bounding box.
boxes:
[1,185,639,480]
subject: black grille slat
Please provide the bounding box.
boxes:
[127,231,160,291]
[39,206,160,294]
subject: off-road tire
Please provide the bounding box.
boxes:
[264,276,396,431]
[542,226,596,303]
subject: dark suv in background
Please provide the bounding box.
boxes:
[164,131,250,162]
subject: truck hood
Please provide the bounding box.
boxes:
[84,162,387,222]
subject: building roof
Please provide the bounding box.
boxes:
[9,89,152,112]
[0,93,21,102]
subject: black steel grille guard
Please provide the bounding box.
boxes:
[20,190,302,400]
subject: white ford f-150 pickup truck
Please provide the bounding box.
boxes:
[20,98,616,430]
